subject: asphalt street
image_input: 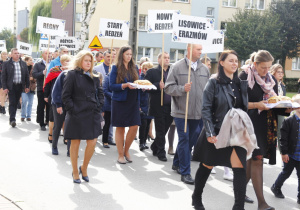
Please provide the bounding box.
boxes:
[0,100,299,210]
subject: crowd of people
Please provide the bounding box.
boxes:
[0,44,299,210]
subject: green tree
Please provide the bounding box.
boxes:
[20,27,29,43]
[270,0,300,69]
[224,9,283,61]
[0,28,15,52]
[29,0,52,46]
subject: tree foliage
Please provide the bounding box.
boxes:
[270,0,300,67]
[0,28,15,52]
[29,0,51,46]
[225,9,283,61]
[57,0,70,10]
[20,27,29,43]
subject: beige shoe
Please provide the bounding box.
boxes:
[168,148,175,155]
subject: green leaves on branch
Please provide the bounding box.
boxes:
[29,0,51,46]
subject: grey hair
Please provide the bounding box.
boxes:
[200,56,211,63]
[58,46,68,53]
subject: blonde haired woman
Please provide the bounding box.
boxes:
[62,50,104,183]
[0,51,8,114]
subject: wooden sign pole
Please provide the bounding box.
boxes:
[204,54,207,65]
[161,33,165,106]
[109,39,114,73]
[184,44,193,133]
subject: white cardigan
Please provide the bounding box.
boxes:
[215,108,259,160]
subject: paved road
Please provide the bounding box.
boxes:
[0,101,299,210]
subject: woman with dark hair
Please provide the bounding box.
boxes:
[192,50,250,210]
[109,45,140,164]
[62,50,104,183]
[0,51,8,114]
[239,50,290,210]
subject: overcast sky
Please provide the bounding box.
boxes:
[0,0,30,32]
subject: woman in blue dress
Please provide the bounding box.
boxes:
[110,46,140,164]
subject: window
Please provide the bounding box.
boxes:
[207,7,214,17]
[220,21,227,31]
[139,15,148,31]
[173,0,189,3]
[292,57,300,70]
[76,0,82,3]
[222,0,237,7]
[76,13,82,22]
[170,49,186,63]
[137,47,162,63]
[245,0,265,10]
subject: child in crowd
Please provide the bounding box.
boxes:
[271,94,300,204]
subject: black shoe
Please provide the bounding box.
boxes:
[271,184,285,198]
[103,144,110,148]
[52,147,59,155]
[79,166,89,182]
[297,198,300,204]
[172,165,181,174]
[108,140,116,145]
[17,101,21,109]
[41,125,46,131]
[245,195,254,203]
[48,134,52,143]
[139,144,149,151]
[181,174,194,185]
[72,173,81,184]
[10,121,16,128]
[192,200,205,210]
[158,156,167,162]
[2,106,6,114]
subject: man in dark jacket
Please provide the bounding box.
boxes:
[32,49,49,131]
[145,52,173,162]
[1,48,29,127]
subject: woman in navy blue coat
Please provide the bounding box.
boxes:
[110,46,140,164]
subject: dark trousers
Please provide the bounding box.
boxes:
[102,111,111,144]
[173,118,202,175]
[52,104,66,149]
[139,118,151,145]
[274,157,300,198]
[151,105,173,158]
[8,84,22,122]
[37,90,49,127]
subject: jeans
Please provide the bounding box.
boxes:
[21,92,34,118]
[8,84,23,122]
[274,157,300,198]
[173,117,202,175]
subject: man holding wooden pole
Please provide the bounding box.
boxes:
[145,52,173,162]
[165,44,209,185]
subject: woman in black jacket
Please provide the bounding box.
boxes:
[239,50,291,210]
[192,50,249,210]
[62,50,104,184]
[0,51,8,114]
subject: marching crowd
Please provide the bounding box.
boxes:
[0,44,299,210]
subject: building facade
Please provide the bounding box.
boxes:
[17,8,29,37]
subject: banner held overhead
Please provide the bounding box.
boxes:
[99,18,130,40]
[55,37,79,51]
[0,40,6,51]
[36,16,66,37]
[17,41,33,55]
[147,10,180,33]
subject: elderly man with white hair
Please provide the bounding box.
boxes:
[46,46,69,75]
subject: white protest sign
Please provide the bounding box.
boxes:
[0,40,6,51]
[17,41,33,55]
[99,18,130,40]
[202,30,225,54]
[172,14,215,44]
[36,16,66,36]
[55,37,79,51]
[147,10,180,33]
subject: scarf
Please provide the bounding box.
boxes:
[43,66,62,91]
[241,64,277,100]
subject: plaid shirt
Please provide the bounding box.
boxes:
[289,114,300,161]
[13,61,21,84]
